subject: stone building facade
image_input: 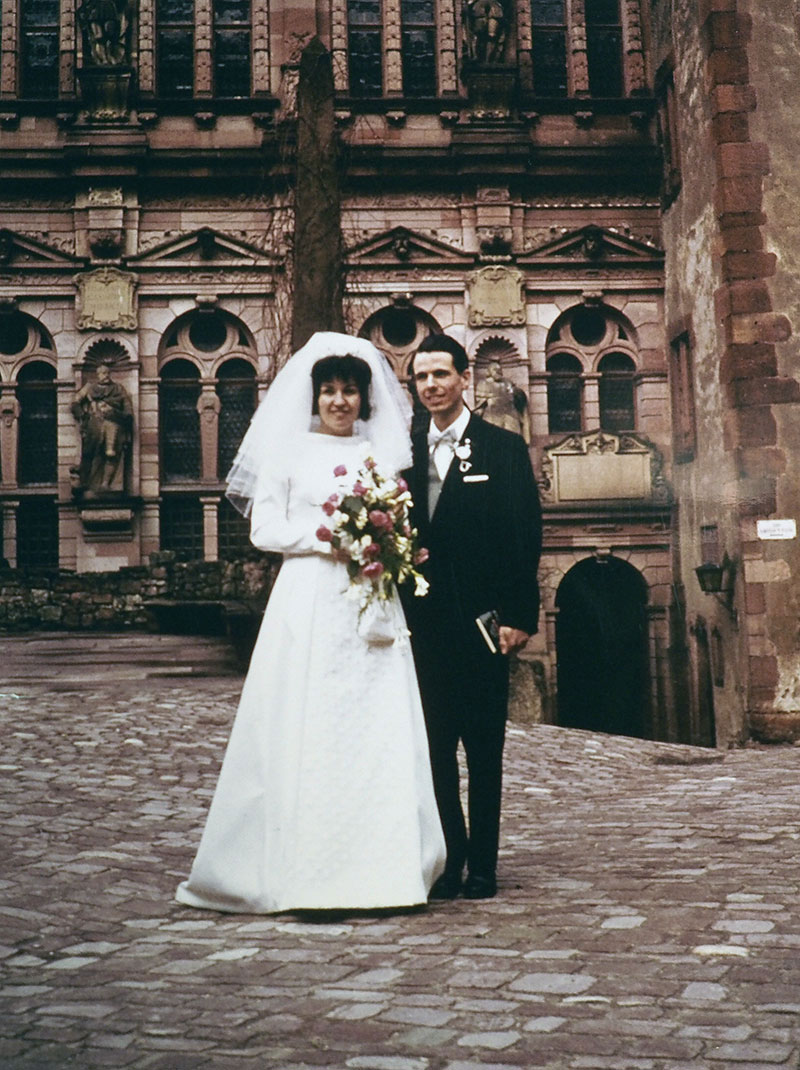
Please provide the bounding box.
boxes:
[1,0,796,745]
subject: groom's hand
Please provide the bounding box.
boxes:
[498,626,529,655]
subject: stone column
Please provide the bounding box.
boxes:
[197,386,221,482]
[0,390,19,486]
[195,0,213,96]
[1,499,19,567]
[200,495,220,562]
[583,373,600,428]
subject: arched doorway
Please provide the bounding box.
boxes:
[555,557,650,738]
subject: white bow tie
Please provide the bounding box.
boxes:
[427,425,460,452]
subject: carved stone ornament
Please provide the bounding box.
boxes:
[540,430,670,504]
[467,265,525,327]
[74,267,137,330]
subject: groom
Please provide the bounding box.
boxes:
[403,334,542,900]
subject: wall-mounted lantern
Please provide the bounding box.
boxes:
[694,553,738,626]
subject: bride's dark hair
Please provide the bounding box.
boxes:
[311,354,372,420]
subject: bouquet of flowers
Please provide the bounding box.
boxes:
[316,450,429,612]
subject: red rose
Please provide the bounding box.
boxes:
[322,500,336,516]
[352,481,367,495]
[333,464,348,477]
[368,509,392,530]
[396,477,408,493]
[414,547,430,565]
[363,542,382,560]
[316,525,333,542]
[362,561,384,578]
[364,457,377,470]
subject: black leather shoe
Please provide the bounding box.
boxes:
[463,873,497,899]
[428,871,462,900]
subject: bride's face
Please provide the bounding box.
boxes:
[316,377,362,436]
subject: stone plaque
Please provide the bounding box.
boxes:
[467,265,525,327]
[75,267,137,330]
[541,430,668,503]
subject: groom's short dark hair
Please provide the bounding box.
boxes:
[415,334,469,374]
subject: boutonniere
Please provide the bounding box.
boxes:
[455,438,472,473]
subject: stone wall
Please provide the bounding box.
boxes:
[0,552,278,633]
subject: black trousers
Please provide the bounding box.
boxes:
[412,632,509,879]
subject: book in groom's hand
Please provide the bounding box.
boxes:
[475,609,501,654]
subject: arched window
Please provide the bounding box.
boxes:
[159,359,201,482]
[547,354,582,433]
[214,0,252,97]
[157,0,195,98]
[216,358,256,479]
[348,0,383,97]
[598,353,635,431]
[20,0,60,99]
[17,362,57,486]
[402,0,436,97]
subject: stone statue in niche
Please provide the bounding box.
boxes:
[77,0,132,66]
[475,361,530,444]
[71,361,133,497]
[462,0,507,63]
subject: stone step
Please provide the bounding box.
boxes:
[0,631,245,687]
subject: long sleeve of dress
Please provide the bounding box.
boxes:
[249,464,328,556]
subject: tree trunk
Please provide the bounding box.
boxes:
[291,37,345,351]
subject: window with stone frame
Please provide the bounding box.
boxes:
[546,304,640,433]
[20,0,60,99]
[218,495,252,559]
[16,496,59,569]
[531,0,569,96]
[347,0,384,97]
[216,357,257,479]
[527,0,644,99]
[156,0,195,98]
[585,0,624,97]
[598,352,636,431]
[213,0,252,98]
[16,360,58,486]
[401,0,437,97]
[159,358,202,482]
[669,329,697,463]
[547,353,583,433]
[656,62,682,205]
[160,495,205,560]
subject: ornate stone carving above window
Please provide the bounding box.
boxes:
[540,429,669,504]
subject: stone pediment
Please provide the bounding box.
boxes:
[519,225,664,266]
[0,228,83,268]
[346,226,475,268]
[541,429,670,505]
[128,228,282,269]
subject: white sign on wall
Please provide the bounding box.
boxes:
[757,519,797,541]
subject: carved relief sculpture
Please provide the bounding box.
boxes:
[462,0,507,63]
[71,361,133,497]
[77,0,132,66]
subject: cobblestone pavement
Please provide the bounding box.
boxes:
[2,634,800,1070]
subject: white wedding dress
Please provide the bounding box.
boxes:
[176,432,445,913]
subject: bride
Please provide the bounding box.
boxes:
[175,332,446,913]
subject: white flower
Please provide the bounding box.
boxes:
[414,575,430,597]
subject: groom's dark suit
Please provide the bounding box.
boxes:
[403,412,542,884]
